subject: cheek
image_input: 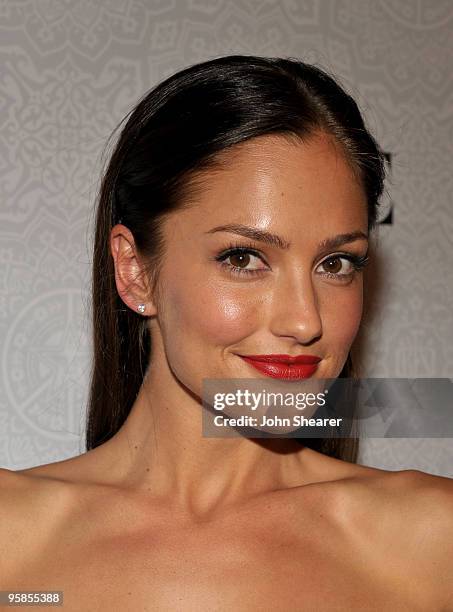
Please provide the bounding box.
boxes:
[323,284,363,349]
[162,277,259,351]
[158,279,260,389]
[199,292,252,344]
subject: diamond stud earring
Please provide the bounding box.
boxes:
[137,304,146,314]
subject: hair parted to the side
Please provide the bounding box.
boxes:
[86,54,386,463]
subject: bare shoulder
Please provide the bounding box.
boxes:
[0,453,106,520]
[384,468,453,549]
[0,464,74,517]
[343,465,453,537]
[278,461,453,608]
[342,467,453,607]
[0,465,61,513]
[358,466,453,522]
[0,466,77,571]
[301,460,453,522]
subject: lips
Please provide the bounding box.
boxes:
[238,354,321,380]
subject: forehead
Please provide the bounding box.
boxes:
[173,132,368,240]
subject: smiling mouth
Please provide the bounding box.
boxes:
[238,355,320,380]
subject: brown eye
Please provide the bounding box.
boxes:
[323,257,342,274]
[316,255,356,279]
[215,247,268,276]
[229,253,251,268]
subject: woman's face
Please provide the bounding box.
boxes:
[150,132,369,393]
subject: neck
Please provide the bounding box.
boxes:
[95,350,337,517]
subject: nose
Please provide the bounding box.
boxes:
[268,270,323,345]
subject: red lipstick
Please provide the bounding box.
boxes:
[238,354,321,380]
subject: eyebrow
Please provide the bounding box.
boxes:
[205,223,368,251]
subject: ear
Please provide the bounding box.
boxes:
[110,224,157,317]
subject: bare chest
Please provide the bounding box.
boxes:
[6,517,425,611]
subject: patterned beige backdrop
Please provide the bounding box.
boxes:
[1,0,452,475]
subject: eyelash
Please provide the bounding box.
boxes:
[214,241,370,281]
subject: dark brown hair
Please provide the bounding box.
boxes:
[86,55,386,463]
